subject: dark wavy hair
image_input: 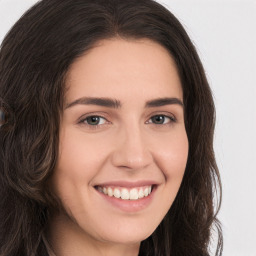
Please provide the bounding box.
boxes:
[0,0,223,255]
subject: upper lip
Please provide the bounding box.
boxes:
[94,180,159,188]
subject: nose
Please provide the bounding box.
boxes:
[111,125,153,171]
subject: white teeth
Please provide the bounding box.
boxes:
[138,188,144,199]
[113,188,121,198]
[121,188,129,200]
[144,187,149,197]
[107,187,113,197]
[130,188,139,200]
[97,185,153,200]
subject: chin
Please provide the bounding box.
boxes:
[93,221,156,245]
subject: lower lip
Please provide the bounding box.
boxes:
[95,186,156,213]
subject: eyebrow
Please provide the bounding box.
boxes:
[65,97,121,109]
[65,96,183,109]
[145,97,183,108]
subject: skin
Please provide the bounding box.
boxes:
[48,38,189,256]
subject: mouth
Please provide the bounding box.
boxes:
[93,181,158,212]
[94,185,155,201]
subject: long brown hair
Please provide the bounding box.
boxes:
[0,0,222,255]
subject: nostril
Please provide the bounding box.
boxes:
[111,148,152,171]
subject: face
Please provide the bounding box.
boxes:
[51,38,188,247]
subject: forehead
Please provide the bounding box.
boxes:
[65,38,183,103]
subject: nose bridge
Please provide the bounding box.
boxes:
[111,121,152,170]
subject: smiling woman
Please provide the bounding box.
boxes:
[0,1,222,256]
[48,39,188,254]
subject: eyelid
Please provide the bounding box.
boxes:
[76,111,177,130]
[77,113,111,129]
[146,112,177,124]
[78,111,109,121]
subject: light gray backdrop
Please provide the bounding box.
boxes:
[0,0,255,255]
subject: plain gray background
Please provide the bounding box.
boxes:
[0,0,255,255]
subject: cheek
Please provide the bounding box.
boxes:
[57,130,109,179]
[149,130,188,222]
[51,131,109,206]
[154,130,189,179]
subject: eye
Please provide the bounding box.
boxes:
[80,116,108,126]
[148,114,175,125]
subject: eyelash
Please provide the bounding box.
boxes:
[78,116,110,129]
[78,114,176,130]
[146,115,176,125]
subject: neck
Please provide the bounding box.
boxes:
[46,213,140,256]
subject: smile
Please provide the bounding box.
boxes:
[95,185,153,200]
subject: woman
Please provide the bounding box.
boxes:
[0,0,223,255]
